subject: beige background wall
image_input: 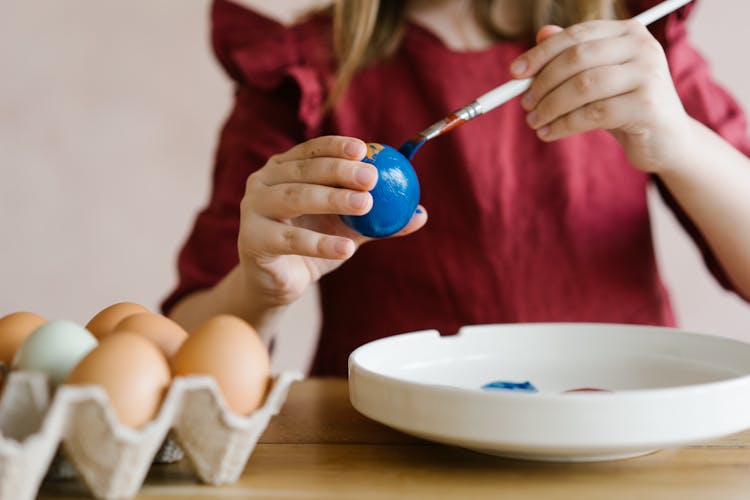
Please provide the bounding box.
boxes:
[1,1,748,373]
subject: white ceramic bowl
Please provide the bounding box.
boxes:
[348,323,750,461]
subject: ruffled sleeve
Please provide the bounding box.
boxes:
[161,1,333,314]
[211,0,333,136]
[630,0,750,295]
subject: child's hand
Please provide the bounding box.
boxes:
[510,20,691,173]
[238,136,427,309]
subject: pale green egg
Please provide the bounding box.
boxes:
[12,320,98,385]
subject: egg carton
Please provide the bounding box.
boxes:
[0,369,302,500]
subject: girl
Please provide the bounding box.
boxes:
[163,0,750,375]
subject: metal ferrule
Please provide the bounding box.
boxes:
[420,120,448,141]
[420,101,484,141]
[459,101,483,121]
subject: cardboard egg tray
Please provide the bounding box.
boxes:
[0,369,302,499]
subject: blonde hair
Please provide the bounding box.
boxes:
[329,0,626,104]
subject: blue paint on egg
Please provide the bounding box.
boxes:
[340,143,420,238]
[481,380,538,393]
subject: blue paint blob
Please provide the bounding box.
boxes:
[481,380,538,393]
[340,143,420,238]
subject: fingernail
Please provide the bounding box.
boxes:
[510,59,527,76]
[344,141,365,158]
[415,208,424,214]
[355,167,377,186]
[334,238,352,256]
[527,111,539,127]
[537,126,550,138]
[349,192,369,209]
[521,92,533,110]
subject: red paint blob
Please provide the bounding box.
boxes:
[563,387,612,393]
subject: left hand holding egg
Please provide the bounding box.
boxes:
[512,19,691,173]
[235,136,427,327]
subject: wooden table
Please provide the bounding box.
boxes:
[40,378,750,499]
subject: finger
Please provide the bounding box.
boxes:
[260,157,378,191]
[248,216,355,259]
[272,135,367,163]
[527,64,639,131]
[535,92,637,142]
[253,183,373,219]
[510,20,632,78]
[521,34,638,111]
[536,24,564,45]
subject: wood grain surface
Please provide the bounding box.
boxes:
[38,378,750,499]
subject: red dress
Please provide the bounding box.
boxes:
[163,0,750,376]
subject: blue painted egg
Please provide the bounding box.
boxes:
[341,143,420,238]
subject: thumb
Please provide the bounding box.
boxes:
[536,24,564,45]
[347,205,428,246]
[389,205,428,238]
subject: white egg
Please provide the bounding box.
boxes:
[12,320,98,385]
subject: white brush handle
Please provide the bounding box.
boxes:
[475,78,533,113]
[635,0,692,26]
[474,0,693,114]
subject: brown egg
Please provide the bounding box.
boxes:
[112,313,188,360]
[171,315,270,415]
[0,311,47,368]
[85,302,150,339]
[64,333,171,428]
